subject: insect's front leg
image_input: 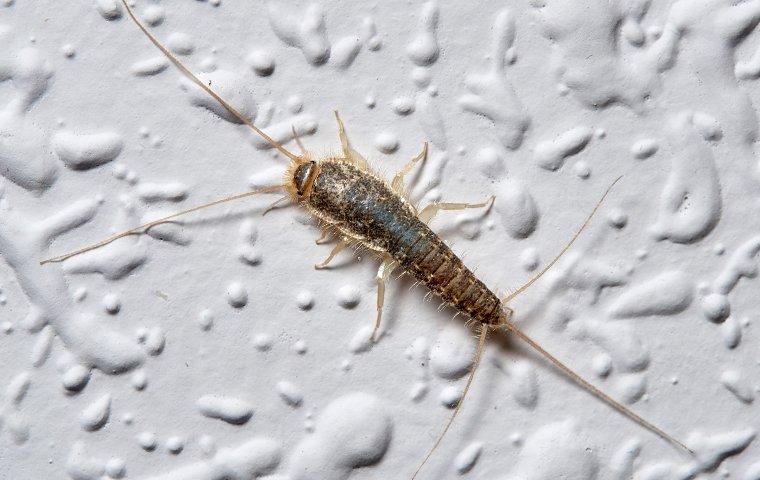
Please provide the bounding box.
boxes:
[372,256,396,342]
[418,196,495,224]
[333,111,372,170]
[391,142,428,193]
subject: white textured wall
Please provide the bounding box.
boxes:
[2,0,760,478]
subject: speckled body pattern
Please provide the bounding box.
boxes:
[307,160,503,325]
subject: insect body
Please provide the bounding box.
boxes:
[291,149,502,332]
[41,1,693,478]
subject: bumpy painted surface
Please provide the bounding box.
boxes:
[2,0,760,479]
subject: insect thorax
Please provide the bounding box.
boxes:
[307,160,418,253]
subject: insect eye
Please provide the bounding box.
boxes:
[293,162,316,197]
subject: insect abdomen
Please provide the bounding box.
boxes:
[398,230,502,324]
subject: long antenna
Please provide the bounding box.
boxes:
[119,0,302,163]
[40,186,282,265]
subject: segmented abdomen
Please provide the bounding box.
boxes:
[396,229,502,324]
[308,160,502,325]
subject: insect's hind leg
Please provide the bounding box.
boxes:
[418,196,495,224]
[314,238,348,269]
[391,142,428,193]
[410,323,489,480]
[372,257,395,342]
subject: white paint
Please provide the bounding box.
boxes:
[79,394,111,431]
[406,2,440,66]
[53,131,123,170]
[459,8,529,149]
[197,394,254,424]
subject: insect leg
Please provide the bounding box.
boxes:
[315,228,332,245]
[262,195,290,216]
[334,110,352,158]
[372,257,396,342]
[411,324,489,480]
[391,142,428,193]
[291,125,308,155]
[333,111,372,170]
[314,239,348,269]
[40,186,284,265]
[418,196,495,224]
